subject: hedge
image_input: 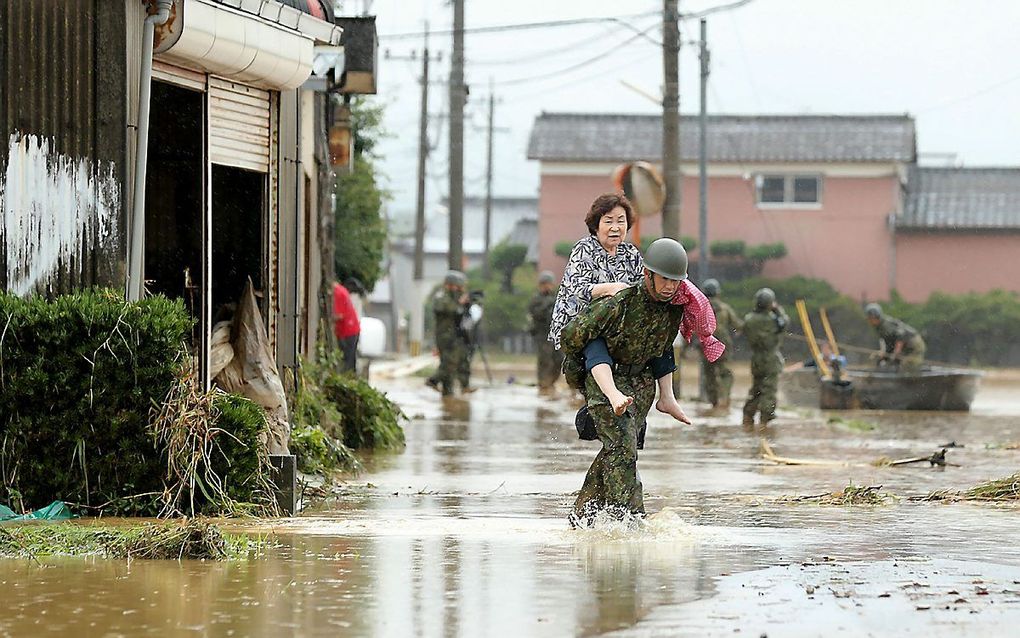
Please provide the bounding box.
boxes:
[0,290,272,515]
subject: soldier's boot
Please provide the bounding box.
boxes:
[425,376,441,393]
[742,412,756,427]
[718,396,731,410]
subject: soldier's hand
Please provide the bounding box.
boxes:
[459,293,470,305]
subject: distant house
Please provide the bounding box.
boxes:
[895,167,1020,300]
[527,112,1020,302]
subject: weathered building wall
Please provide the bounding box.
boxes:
[0,0,128,294]
[894,232,1020,302]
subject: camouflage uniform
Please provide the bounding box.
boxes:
[875,316,926,374]
[561,285,685,522]
[528,289,562,390]
[741,306,788,425]
[703,298,743,408]
[432,289,470,395]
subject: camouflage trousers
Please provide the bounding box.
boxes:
[572,372,656,523]
[535,338,563,390]
[435,338,470,395]
[743,358,780,424]
[703,353,734,407]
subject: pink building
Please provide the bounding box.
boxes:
[527,113,1020,303]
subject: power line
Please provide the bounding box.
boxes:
[682,0,755,19]
[502,49,659,104]
[379,11,659,40]
[492,22,659,87]
[470,21,644,66]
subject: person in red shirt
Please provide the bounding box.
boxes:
[332,279,362,373]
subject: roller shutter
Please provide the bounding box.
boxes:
[208,77,271,173]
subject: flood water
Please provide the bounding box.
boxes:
[3,364,1020,637]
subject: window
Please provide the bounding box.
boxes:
[756,174,822,206]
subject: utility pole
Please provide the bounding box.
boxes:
[448,0,466,271]
[697,18,709,284]
[661,0,682,240]
[482,80,495,280]
[413,27,430,282]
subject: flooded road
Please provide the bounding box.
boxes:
[3,364,1020,636]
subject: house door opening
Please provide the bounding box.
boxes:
[144,80,204,347]
[210,165,265,318]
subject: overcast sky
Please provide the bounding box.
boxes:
[344,0,1020,229]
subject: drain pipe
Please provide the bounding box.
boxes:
[127,0,173,302]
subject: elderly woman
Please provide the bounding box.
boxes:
[549,193,692,433]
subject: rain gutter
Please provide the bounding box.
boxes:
[127,0,174,302]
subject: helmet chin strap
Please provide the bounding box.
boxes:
[645,271,677,299]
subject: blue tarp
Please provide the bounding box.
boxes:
[0,501,74,521]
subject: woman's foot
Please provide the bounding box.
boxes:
[607,391,634,416]
[655,397,692,424]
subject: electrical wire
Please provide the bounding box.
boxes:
[492,21,659,87]
[379,10,660,40]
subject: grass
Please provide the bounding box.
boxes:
[827,416,878,432]
[0,519,272,561]
[923,472,1020,502]
[781,483,892,506]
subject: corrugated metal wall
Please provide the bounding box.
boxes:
[0,0,128,294]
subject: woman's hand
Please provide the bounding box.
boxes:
[591,282,629,298]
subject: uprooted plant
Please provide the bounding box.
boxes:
[781,483,893,506]
[921,472,1020,503]
[151,366,277,518]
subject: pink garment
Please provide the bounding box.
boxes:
[671,280,726,363]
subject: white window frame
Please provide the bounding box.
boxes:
[755,174,823,209]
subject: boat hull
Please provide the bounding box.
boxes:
[779,366,983,411]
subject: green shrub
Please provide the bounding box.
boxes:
[554,240,576,259]
[489,242,528,293]
[640,236,698,252]
[710,240,746,257]
[746,242,788,261]
[0,290,191,513]
[291,354,404,474]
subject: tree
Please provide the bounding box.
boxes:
[333,98,389,291]
[489,242,528,293]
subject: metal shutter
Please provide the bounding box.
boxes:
[208,77,271,173]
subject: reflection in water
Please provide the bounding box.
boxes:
[2,379,1020,636]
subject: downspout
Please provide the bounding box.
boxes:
[127,0,173,301]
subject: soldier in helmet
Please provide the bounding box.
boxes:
[528,271,563,392]
[560,238,693,526]
[865,303,926,374]
[701,279,743,410]
[427,270,473,396]
[741,287,788,427]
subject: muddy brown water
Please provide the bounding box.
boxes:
[2,369,1019,637]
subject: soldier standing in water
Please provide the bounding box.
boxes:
[741,288,788,427]
[529,271,562,392]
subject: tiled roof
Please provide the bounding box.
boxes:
[900,167,1020,230]
[527,113,916,163]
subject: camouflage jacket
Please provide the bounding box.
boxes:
[560,284,684,388]
[710,298,743,349]
[527,290,557,337]
[433,289,467,345]
[742,306,788,369]
[875,316,924,354]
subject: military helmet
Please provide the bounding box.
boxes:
[643,238,689,281]
[754,287,776,310]
[865,302,883,319]
[538,270,556,285]
[444,270,467,287]
[703,278,721,297]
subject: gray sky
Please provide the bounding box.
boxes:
[350,0,1020,228]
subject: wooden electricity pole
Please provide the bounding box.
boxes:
[448,0,465,270]
[661,0,682,240]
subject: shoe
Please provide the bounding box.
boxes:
[742,415,755,427]
[461,386,477,394]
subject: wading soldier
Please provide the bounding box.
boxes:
[560,238,693,526]
[529,271,562,392]
[701,279,742,410]
[865,303,926,374]
[427,270,472,396]
[742,288,788,427]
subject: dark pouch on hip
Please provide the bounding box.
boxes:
[574,405,598,441]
